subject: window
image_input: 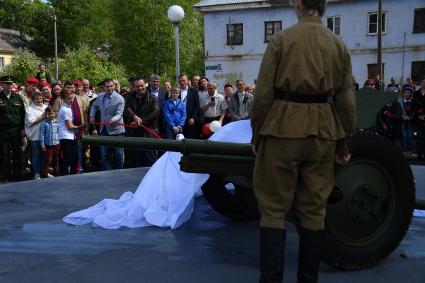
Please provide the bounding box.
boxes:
[227,23,243,45]
[0,57,4,68]
[327,16,341,36]
[367,63,385,81]
[413,8,425,33]
[368,12,387,34]
[411,61,425,83]
[264,21,282,42]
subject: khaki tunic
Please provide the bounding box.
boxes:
[251,16,356,153]
[251,16,356,230]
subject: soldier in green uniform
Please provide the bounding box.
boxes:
[251,0,356,282]
[0,75,25,182]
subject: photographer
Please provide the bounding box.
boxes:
[199,81,228,126]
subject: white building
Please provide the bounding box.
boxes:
[194,0,425,91]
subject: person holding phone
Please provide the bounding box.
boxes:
[199,81,228,129]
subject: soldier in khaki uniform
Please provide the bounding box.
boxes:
[0,75,26,182]
[251,1,356,282]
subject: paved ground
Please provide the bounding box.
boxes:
[0,167,424,283]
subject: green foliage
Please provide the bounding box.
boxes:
[110,0,204,80]
[0,48,42,84]
[1,0,205,82]
[0,0,33,32]
[58,45,127,86]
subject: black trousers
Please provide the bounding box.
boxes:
[0,132,22,180]
[60,139,78,175]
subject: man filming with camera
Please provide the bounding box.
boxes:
[199,81,228,127]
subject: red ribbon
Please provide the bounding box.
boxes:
[96,122,162,139]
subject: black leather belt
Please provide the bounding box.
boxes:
[274,90,331,104]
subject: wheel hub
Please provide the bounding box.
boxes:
[326,159,395,246]
[350,184,383,222]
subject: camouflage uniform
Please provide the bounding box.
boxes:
[0,90,25,181]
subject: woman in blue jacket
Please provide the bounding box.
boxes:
[163,87,186,139]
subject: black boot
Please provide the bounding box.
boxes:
[297,227,324,283]
[259,227,286,283]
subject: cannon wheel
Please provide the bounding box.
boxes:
[322,133,415,270]
[201,175,259,221]
[201,133,415,270]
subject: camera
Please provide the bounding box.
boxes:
[210,97,215,102]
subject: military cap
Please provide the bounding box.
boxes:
[0,75,16,83]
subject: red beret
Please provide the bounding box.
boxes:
[41,82,52,89]
[26,77,39,85]
[74,80,83,87]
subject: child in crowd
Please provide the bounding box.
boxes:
[163,86,186,140]
[39,106,61,178]
[396,85,415,157]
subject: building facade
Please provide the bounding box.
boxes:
[0,28,29,69]
[195,0,425,90]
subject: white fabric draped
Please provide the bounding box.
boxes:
[63,120,253,229]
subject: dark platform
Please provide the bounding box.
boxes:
[0,167,424,283]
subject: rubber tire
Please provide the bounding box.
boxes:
[322,132,415,270]
[201,174,259,221]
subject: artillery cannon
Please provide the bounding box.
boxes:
[84,131,418,271]
[83,89,422,271]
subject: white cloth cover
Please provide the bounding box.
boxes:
[63,120,253,229]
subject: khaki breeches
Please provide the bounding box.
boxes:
[253,136,336,230]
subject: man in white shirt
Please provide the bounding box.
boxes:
[199,81,228,125]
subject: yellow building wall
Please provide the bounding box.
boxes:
[0,52,15,67]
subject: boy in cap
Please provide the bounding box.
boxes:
[0,75,26,182]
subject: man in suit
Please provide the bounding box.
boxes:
[89,78,125,171]
[147,74,167,137]
[178,74,200,139]
[125,77,159,167]
[228,79,254,122]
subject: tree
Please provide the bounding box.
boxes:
[0,48,42,84]
[0,0,33,32]
[110,0,204,80]
[0,0,205,81]
[58,45,127,86]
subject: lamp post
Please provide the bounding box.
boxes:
[167,5,185,83]
[53,7,58,81]
[377,0,382,82]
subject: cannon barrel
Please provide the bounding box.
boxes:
[83,135,255,176]
[82,135,254,156]
[83,136,253,157]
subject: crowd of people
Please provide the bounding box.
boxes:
[353,74,418,93]
[352,73,425,160]
[0,65,255,182]
[1,63,425,182]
